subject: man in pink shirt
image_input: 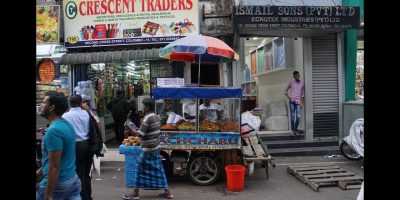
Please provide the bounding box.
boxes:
[284,71,305,136]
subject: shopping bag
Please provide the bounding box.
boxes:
[90,155,101,179]
[241,111,261,135]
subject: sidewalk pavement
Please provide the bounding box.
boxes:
[101,148,125,162]
[92,155,363,200]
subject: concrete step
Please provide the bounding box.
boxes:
[259,133,305,141]
[268,146,340,157]
[264,139,339,149]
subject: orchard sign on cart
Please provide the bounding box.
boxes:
[38,59,56,84]
[63,0,199,48]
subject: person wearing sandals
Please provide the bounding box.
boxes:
[284,71,305,136]
[124,98,174,200]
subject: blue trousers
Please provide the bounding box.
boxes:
[289,101,301,132]
[37,175,81,200]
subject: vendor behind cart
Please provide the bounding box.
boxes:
[182,98,196,122]
[160,99,182,125]
[199,99,223,122]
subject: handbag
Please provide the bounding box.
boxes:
[87,110,104,156]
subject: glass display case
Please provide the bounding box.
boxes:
[155,98,241,133]
[153,87,242,150]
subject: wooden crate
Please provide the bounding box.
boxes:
[241,135,274,179]
[287,164,363,192]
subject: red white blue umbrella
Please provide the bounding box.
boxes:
[159,34,239,85]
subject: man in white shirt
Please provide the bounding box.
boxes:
[182,99,196,123]
[62,94,93,200]
[199,99,223,123]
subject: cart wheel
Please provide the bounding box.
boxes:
[188,156,221,186]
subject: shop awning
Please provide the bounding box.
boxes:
[59,48,162,65]
[153,87,243,99]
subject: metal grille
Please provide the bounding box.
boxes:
[312,35,339,137]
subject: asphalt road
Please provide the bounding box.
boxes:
[92,156,363,200]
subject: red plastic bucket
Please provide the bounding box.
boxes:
[225,165,246,192]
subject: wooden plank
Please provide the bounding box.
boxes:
[249,137,266,156]
[291,166,341,171]
[303,172,356,179]
[287,166,296,174]
[243,138,251,145]
[303,177,320,192]
[288,164,335,168]
[311,176,363,183]
[242,145,255,156]
[244,156,272,161]
[249,135,259,143]
[252,143,266,157]
[338,180,363,190]
[298,169,347,175]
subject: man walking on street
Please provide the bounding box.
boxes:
[124,98,174,200]
[37,91,81,200]
[63,95,93,200]
[284,71,305,136]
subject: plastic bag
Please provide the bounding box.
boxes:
[247,161,255,176]
[344,118,364,157]
[90,155,101,179]
[100,143,108,154]
[357,181,364,200]
[241,111,261,135]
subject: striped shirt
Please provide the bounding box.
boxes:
[137,112,161,152]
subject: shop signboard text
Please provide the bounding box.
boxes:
[159,132,241,150]
[233,6,360,31]
[63,0,199,48]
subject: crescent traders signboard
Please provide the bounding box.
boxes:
[63,0,199,48]
[233,6,360,31]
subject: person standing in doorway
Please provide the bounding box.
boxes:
[107,90,131,144]
[284,71,305,136]
[37,91,81,200]
[123,98,174,200]
[62,95,93,200]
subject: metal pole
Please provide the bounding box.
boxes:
[198,54,201,86]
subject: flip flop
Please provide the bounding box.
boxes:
[158,193,174,199]
[122,194,140,200]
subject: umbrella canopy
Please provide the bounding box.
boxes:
[159,34,239,63]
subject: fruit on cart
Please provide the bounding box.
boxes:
[219,121,238,131]
[177,121,195,131]
[161,124,177,130]
[200,120,219,131]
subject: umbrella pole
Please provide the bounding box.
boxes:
[198,54,201,86]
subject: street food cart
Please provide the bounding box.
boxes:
[153,87,243,185]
